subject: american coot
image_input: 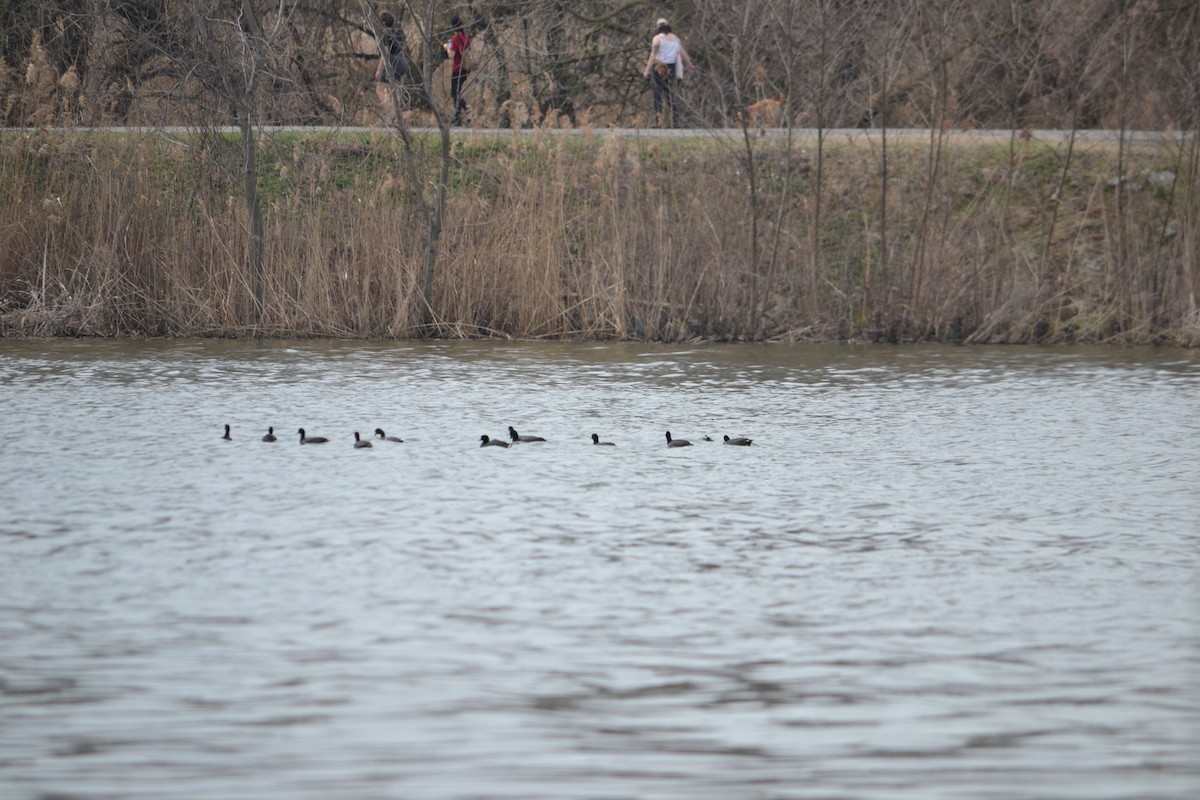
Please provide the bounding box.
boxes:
[480,434,510,448]
[723,435,753,446]
[297,428,329,445]
[262,426,277,442]
[354,431,373,449]
[665,431,692,448]
[508,426,546,443]
[374,428,404,443]
[222,424,232,441]
[591,433,616,446]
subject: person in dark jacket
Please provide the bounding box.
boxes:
[374,10,408,116]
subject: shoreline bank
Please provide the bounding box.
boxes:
[2,129,1197,345]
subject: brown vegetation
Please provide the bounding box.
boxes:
[1,1,1197,132]
[2,129,1196,344]
[0,1,1198,344]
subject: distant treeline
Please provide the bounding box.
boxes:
[1,0,1198,131]
[2,129,1197,344]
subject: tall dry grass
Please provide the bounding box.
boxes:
[1,128,1197,344]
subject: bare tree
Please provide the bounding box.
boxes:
[202,2,267,322]
[5,0,1199,134]
[907,0,964,335]
[1161,0,1200,324]
[362,0,457,331]
[860,0,916,337]
[139,0,304,327]
[688,0,774,337]
[786,0,859,324]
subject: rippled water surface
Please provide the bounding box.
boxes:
[2,339,1198,800]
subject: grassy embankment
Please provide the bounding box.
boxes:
[1,128,1196,344]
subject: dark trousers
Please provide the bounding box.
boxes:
[651,64,677,127]
[451,70,467,125]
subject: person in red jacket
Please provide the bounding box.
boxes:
[446,15,471,126]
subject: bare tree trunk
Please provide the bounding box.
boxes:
[1183,133,1200,323]
[1040,117,1076,304]
[872,2,918,339]
[367,1,457,333]
[1114,0,1135,330]
[239,0,267,327]
[691,0,767,338]
[1166,7,1200,324]
[808,0,835,322]
[421,125,451,324]
[238,105,264,321]
[181,0,274,328]
[750,0,804,340]
[414,2,453,332]
[909,0,956,333]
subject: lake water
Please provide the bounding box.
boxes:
[1,339,1198,800]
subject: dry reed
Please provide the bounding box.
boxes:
[1,129,1196,344]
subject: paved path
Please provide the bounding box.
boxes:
[3,126,1188,144]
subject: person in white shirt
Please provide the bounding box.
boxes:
[641,18,694,127]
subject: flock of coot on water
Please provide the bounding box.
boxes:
[220,424,753,448]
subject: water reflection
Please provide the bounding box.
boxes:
[1,339,1198,799]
